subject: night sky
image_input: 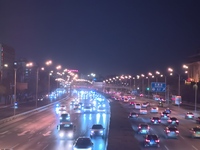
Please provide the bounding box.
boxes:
[0,0,200,76]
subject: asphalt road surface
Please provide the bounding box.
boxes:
[0,96,110,150]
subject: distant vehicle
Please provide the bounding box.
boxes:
[151,117,161,124]
[139,108,148,114]
[167,117,179,125]
[83,106,93,112]
[38,95,45,101]
[165,108,171,114]
[97,106,106,113]
[142,102,150,108]
[164,126,179,138]
[185,112,194,119]
[70,100,75,105]
[128,112,139,119]
[135,103,141,109]
[57,123,75,139]
[137,123,150,134]
[74,104,81,110]
[123,98,129,103]
[172,95,182,106]
[73,137,93,150]
[150,107,158,113]
[196,117,200,124]
[144,134,160,148]
[59,105,67,110]
[158,101,163,107]
[129,101,135,106]
[60,113,70,123]
[189,126,200,138]
[90,124,104,138]
[160,111,170,119]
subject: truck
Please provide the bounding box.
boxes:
[171,95,182,106]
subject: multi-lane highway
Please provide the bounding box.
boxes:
[0,91,110,150]
[117,97,200,150]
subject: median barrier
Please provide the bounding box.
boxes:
[0,97,68,125]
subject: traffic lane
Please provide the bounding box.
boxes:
[0,107,58,149]
[129,110,197,150]
[44,107,110,150]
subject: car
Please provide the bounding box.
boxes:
[150,107,159,113]
[167,117,179,125]
[185,112,194,119]
[139,108,148,114]
[164,126,179,138]
[150,117,161,124]
[60,113,70,123]
[74,104,81,110]
[90,124,104,138]
[137,123,150,134]
[70,100,75,105]
[144,134,160,147]
[59,105,67,110]
[83,106,93,112]
[135,103,141,109]
[57,123,76,139]
[160,111,170,119]
[196,117,200,124]
[128,112,139,119]
[73,137,93,150]
[160,98,166,103]
[165,108,171,114]
[97,106,106,112]
[189,126,200,138]
[123,98,129,103]
[37,95,45,101]
[129,101,135,106]
[142,102,150,108]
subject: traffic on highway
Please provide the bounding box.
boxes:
[0,89,110,150]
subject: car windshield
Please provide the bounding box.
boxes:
[147,135,158,140]
[171,118,177,120]
[92,125,103,129]
[193,128,200,132]
[188,112,193,115]
[153,117,159,120]
[136,104,140,106]
[61,114,69,117]
[168,127,177,131]
[140,124,148,128]
[60,124,73,130]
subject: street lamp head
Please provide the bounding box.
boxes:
[141,74,145,77]
[26,62,33,67]
[183,64,188,69]
[46,60,52,66]
[168,67,173,72]
[156,71,160,75]
[148,72,152,76]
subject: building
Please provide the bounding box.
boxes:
[186,53,200,82]
[0,44,15,81]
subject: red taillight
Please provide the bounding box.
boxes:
[159,120,161,122]
[138,126,141,129]
[176,131,179,133]
[167,130,170,133]
[152,120,154,122]
[176,120,179,122]
[156,140,159,142]
[168,120,172,122]
[146,139,150,142]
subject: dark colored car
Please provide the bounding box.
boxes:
[167,117,179,125]
[189,126,200,138]
[90,124,104,138]
[60,113,70,123]
[160,111,170,119]
[73,137,93,150]
[165,108,171,114]
[137,123,150,134]
[164,126,179,138]
[128,112,138,119]
[151,117,161,124]
[144,134,160,147]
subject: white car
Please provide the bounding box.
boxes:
[151,107,159,113]
[139,108,148,114]
[135,103,141,109]
[142,102,150,108]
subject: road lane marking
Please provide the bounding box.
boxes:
[164,145,169,150]
[42,144,49,150]
[0,131,8,134]
[179,135,185,140]
[10,143,19,149]
[192,145,198,150]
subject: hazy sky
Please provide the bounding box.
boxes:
[0,0,200,76]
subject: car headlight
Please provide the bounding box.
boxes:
[59,132,64,137]
[100,130,103,134]
[68,132,73,138]
[60,117,62,119]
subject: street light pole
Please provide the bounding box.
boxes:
[194,83,198,112]
[35,68,39,108]
[48,73,50,95]
[14,68,17,116]
[178,74,180,96]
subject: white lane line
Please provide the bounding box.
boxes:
[164,145,169,150]
[192,145,198,150]
[10,143,19,149]
[179,135,185,140]
[0,131,8,134]
[42,144,49,150]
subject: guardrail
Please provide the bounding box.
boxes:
[0,97,68,125]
